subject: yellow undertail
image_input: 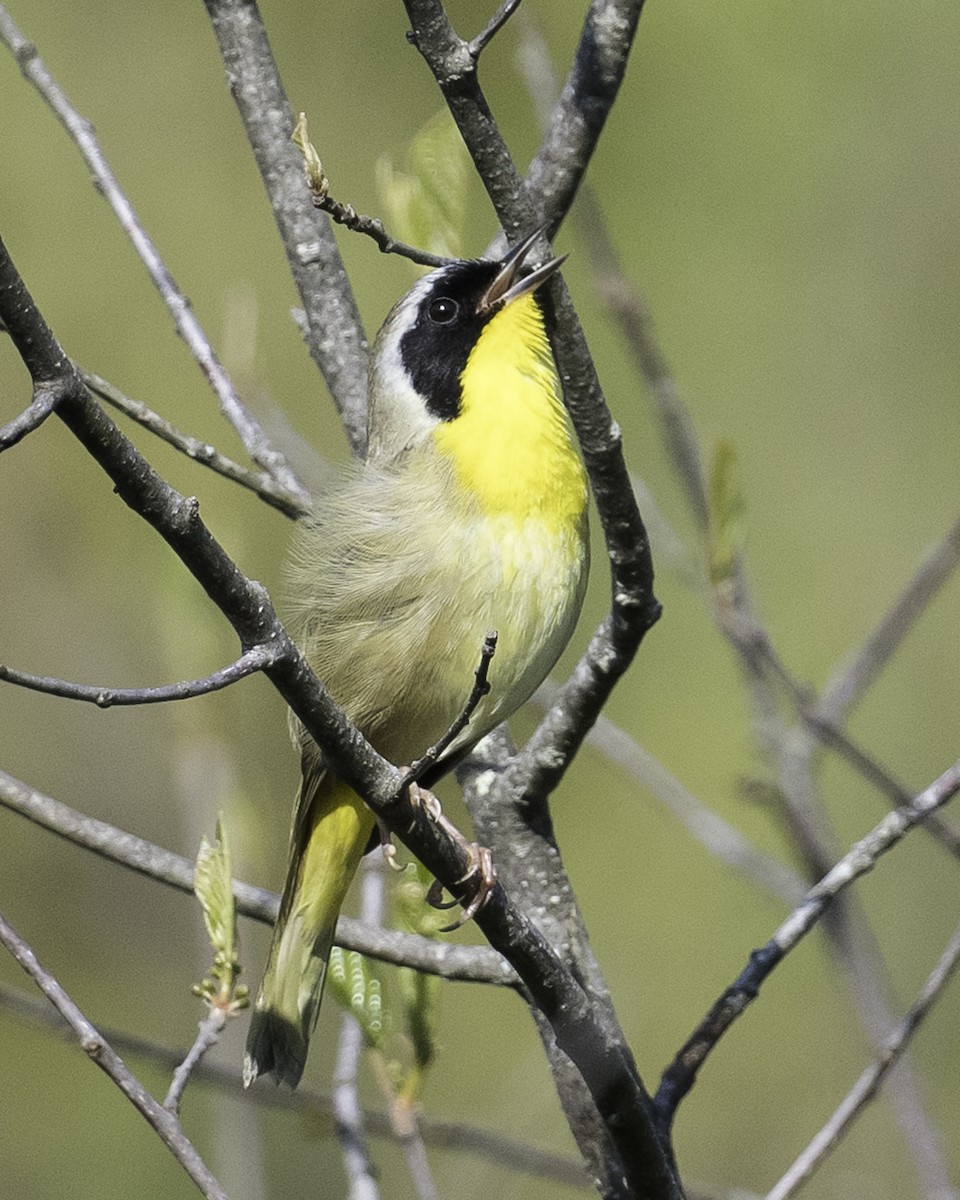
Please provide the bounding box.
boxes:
[243,774,376,1087]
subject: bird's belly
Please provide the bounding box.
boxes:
[298,505,587,769]
[403,511,587,758]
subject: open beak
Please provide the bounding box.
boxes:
[478,225,568,313]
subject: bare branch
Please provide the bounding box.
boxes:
[0,909,230,1200]
[201,0,370,456]
[0,645,281,707]
[468,0,524,59]
[655,760,960,1126]
[0,385,59,451]
[85,371,308,518]
[0,981,589,1190]
[164,1008,228,1117]
[765,920,960,1200]
[405,632,498,787]
[402,10,670,1194]
[0,6,308,503]
[0,766,513,985]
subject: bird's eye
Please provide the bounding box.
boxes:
[427,296,459,325]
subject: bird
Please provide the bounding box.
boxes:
[243,228,590,1088]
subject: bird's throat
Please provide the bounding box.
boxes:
[431,294,587,533]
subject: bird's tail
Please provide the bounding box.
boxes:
[244,774,376,1088]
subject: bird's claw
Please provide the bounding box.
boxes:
[427,842,496,931]
[407,781,443,823]
[377,820,406,872]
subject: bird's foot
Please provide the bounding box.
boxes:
[426,838,496,931]
[376,820,406,872]
[407,780,443,823]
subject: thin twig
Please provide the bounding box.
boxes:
[0,767,514,985]
[292,110,448,271]
[0,644,281,707]
[404,632,498,787]
[85,371,308,518]
[0,5,308,502]
[765,920,960,1200]
[0,386,59,450]
[655,760,960,1126]
[164,1008,228,1116]
[468,0,524,58]
[314,195,448,270]
[0,981,589,1189]
[0,909,230,1200]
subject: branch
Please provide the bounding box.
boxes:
[765,919,960,1200]
[0,981,589,1190]
[85,370,308,518]
[405,0,660,788]
[468,0,524,59]
[0,6,309,503]
[655,760,960,1126]
[164,1008,228,1117]
[0,909,230,1200]
[291,119,448,271]
[201,0,370,456]
[575,180,959,1190]
[403,9,670,1195]
[516,19,709,532]
[0,224,675,1200]
[0,645,281,707]
[0,767,512,985]
[0,386,59,451]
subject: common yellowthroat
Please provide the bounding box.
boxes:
[244,230,590,1087]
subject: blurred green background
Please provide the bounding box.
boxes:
[1,1,958,1198]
